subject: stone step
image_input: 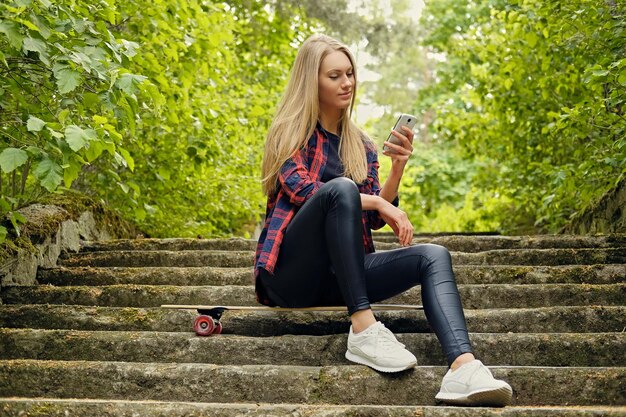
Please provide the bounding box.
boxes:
[380,234,626,250]
[58,247,626,268]
[1,329,623,367]
[1,360,624,406]
[80,237,258,252]
[3,399,625,417]
[37,266,254,286]
[59,250,255,268]
[1,305,623,334]
[80,234,626,253]
[2,399,626,417]
[36,264,626,287]
[3,283,624,309]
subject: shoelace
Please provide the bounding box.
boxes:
[376,324,406,349]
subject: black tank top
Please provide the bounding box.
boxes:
[320,129,344,182]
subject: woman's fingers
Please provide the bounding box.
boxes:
[396,213,413,246]
[390,129,414,150]
[383,141,412,156]
[379,203,413,246]
[400,125,414,144]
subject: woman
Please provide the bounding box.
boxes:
[255,34,513,407]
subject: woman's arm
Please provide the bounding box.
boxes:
[279,154,322,206]
[361,194,413,246]
[278,134,324,206]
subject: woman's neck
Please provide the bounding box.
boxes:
[318,109,342,135]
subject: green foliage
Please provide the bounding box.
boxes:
[1,0,313,240]
[0,0,155,241]
[4,0,619,239]
[417,0,626,232]
[91,0,311,237]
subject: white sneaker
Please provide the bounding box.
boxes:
[435,359,513,407]
[345,322,417,373]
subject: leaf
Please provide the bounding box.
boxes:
[525,32,539,48]
[27,116,46,132]
[92,115,107,124]
[8,211,26,237]
[65,125,90,151]
[0,21,24,49]
[84,140,105,162]
[63,160,82,188]
[53,64,82,94]
[0,225,6,244]
[115,73,148,95]
[22,37,47,55]
[34,158,63,191]
[30,13,52,39]
[0,148,28,173]
[119,148,134,171]
[83,92,101,110]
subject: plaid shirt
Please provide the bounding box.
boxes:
[255,126,398,292]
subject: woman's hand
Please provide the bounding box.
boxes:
[382,125,414,165]
[378,199,414,246]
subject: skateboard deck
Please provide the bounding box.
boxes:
[161,304,423,336]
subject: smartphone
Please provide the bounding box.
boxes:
[383,113,417,153]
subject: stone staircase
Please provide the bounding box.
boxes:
[0,233,625,416]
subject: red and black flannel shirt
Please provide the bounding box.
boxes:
[254,126,398,303]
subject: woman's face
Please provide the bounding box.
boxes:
[318,50,354,113]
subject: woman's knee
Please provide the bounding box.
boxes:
[322,177,360,205]
[418,244,453,270]
[421,243,450,259]
[325,177,358,194]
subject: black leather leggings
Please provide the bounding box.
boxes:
[259,177,473,365]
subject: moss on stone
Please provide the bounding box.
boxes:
[40,189,139,238]
[0,190,141,269]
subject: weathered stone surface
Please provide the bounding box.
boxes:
[37,266,254,286]
[58,250,255,268]
[1,329,623,367]
[0,305,623,335]
[373,233,626,250]
[2,232,625,413]
[452,264,626,285]
[3,283,623,309]
[1,360,624,406]
[1,206,122,287]
[57,247,626,268]
[453,248,626,266]
[81,234,626,253]
[563,176,626,234]
[80,237,257,252]
[1,399,625,417]
[2,400,625,417]
[36,264,625,287]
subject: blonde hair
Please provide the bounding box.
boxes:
[261,34,371,195]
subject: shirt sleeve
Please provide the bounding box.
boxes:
[278,145,323,207]
[360,141,399,230]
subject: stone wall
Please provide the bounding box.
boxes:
[563,176,626,234]
[0,203,137,296]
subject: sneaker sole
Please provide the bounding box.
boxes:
[436,385,513,407]
[345,350,417,373]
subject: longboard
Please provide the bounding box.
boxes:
[161,304,423,336]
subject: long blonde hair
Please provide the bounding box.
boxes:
[261,34,371,196]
